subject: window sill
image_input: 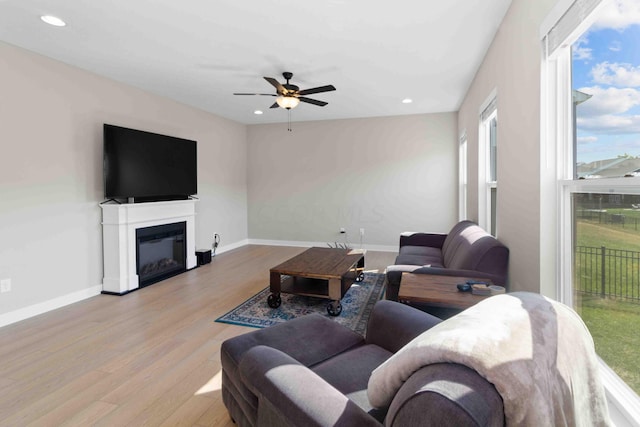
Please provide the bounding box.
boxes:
[600,360,640,426]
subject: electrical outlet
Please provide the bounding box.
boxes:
[359,228,365,236]
[339,227,346,234]
[0,279,11,293]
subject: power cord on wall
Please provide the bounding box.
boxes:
[213,234,220,257]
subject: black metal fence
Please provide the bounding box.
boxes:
[578,209,640,230]
[575,246,640,301]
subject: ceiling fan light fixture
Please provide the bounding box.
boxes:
[276,95,300,110]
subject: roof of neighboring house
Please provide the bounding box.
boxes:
[577,158,640,178]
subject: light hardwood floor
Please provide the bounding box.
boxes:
[0,245,395,426]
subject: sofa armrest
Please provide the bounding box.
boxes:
[411,266,507,288]
[239,345,380,427]
[386,363,504,427]
[365,300,442,353]
[399,232,447,249]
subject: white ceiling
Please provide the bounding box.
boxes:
[0,0,513,125]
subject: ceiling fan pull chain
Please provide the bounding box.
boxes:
[288,109,292,132]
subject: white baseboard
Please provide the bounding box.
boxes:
[215,238,250,255]
[247,238,397,253]
[0,285,102,328]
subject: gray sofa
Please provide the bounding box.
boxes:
[385,220,509,301]
[221,300,504,426]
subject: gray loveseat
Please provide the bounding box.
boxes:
[221,300,504,426]
[385,220,509,301]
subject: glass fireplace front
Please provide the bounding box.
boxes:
[136,221,187,287]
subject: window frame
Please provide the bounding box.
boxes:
[541,0,640,422]
[459,131,468,221]
[479,92,498,235]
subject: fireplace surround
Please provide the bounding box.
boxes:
[101,200,197,295]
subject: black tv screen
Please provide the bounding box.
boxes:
[103,124,197,201]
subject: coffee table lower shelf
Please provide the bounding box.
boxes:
[268,274,363,316]
[279,276,331,299]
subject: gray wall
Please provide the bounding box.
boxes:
[246,113,458,250]
[457,0,557,293]
[0,41,248,318]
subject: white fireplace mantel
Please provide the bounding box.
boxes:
[101,199,197,294]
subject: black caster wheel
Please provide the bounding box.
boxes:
[356,272,365,282]
[267,293,281,308]
[327,301,342,317]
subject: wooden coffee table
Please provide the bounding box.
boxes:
[269,247,365,316]
[398,272,491,310]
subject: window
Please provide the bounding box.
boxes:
[479,96,497,235]
[542,0,640,421]
[459,131,468,221]
[570,0,640,397]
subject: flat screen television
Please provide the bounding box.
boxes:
[103,124,197,202]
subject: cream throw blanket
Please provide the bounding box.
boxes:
[368,292,610,426]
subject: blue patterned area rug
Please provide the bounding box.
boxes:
[215,273,386,335]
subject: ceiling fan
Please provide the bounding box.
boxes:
[233,72,336,110]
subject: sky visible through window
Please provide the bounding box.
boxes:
[573,0,640,165]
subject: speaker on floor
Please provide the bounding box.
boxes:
[196,249,212,266]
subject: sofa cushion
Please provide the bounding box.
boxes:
[399,246,442,257]
[395,254,444,267]
[442,222,496,270]
[220,313,365,426]
[396,246,444,268]
[238,345,381,427]
[221,313,364,379]
[312,344,393,422]
[441,220,477,257]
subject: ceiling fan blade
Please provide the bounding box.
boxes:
[264,77,286,94]
[299,97,328,107]
[269,102,279,109]
[298,85,336,96]
[233,93,277,96]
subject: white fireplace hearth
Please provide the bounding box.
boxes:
[100,199,197,294]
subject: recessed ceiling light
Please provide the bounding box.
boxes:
[40,15,66,27]
[254,110,263,115]
[402,98,413,104]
